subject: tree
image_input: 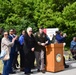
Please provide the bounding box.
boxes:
[62,2,76,46]
[0,0,76,47]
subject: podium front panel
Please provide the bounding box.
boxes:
[46,43,64,72]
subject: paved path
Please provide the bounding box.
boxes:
[10,60,76,75]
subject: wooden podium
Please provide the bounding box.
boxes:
[46,43,64,72]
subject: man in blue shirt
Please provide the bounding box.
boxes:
[55,31,69,68]
[70,37,76,60]
[19,31,25,45]
[19,30,26,71]
[55,31,66,43]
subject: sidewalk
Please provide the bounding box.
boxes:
[10,60,76,75]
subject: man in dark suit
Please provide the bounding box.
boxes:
[8,29,17,74]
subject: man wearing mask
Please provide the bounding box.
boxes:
[19,30,26,71]
[34,27,49,73]
[8,29,18,74]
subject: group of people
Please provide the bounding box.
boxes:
[0,27,50,75]
[0,27,69,75]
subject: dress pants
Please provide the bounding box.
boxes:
[8,53,15,73]
[20,49,25,69]
[35,50,45,70]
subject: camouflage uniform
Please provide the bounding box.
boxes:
[34,32,48,70]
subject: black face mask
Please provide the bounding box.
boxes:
[74,38,76,41]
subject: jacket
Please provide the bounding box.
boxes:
[1,37,14,60]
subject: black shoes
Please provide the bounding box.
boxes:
[9,71,16,74]
[13,67,19,70]
[41,70,45,73]
[73,56,76,60]
[0,73,2,75]
[20,68,25,71]
[65,64,69,68]
[37,69,46,73]
[24,72,33,74]
[37,69,40,72]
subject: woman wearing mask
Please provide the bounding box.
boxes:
[23,27,35,74]
[1,31,17,75]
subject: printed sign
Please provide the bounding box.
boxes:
[43,28,59,40]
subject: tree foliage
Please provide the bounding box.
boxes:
[0,0,76,46]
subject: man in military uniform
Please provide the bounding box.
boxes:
[34,27,49,73]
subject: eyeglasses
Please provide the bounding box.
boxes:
[29,31,32,32]
[10,31,13,32]
[4,34,8,35]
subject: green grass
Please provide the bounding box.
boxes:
[0,60,3,73]
[64,47,70,51]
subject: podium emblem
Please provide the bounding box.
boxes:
[56,54,62,62]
